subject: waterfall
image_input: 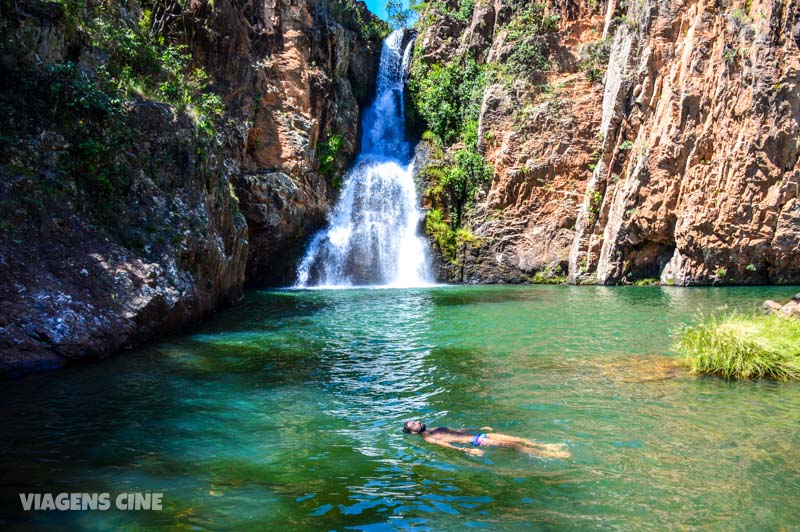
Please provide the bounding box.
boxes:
[295,30,432,288]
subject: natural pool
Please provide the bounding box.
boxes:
[1,285,799,529]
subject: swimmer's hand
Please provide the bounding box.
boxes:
[479,426,494,431]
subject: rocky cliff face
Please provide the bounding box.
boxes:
[410,0,800,285]
[0,0,383,375]
[179,0,384,284]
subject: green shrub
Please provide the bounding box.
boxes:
[408,57,485,144]
[441,144,493,225]
[722,46,739,64]
[619,140,635,150]
[425,208,456,260]
[386,0,415,28]
[587,188,603,223]
[317,132,344,186]
[501,3,560,77]
[504,40,548,78]
[0,61,134,223]
[506,2,560,38]
[90,16,224,135]
[420,130,439,142]
[454,0,476,22]
[331,0,390,40]
[425,208,478,263]
[46,63,133,202]
[532,266,567,284]
[677,312,800,380]
[0,0,228,224]
[579,37,612,83]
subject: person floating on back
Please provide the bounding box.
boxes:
[402,420,570,458]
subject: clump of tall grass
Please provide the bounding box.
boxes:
[676,312,800,381]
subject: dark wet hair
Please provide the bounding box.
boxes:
[403,420,426,433]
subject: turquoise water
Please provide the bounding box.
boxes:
[2,285,800,529]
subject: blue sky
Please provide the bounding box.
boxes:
[363,0,412,22]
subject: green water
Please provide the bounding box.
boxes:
[2,285,800,530]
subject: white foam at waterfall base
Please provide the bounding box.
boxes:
[295,30,433,288]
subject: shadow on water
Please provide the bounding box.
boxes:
[427,284,559,307]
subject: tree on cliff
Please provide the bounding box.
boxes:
[386,0,417,29]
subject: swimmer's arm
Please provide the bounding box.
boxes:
[449,426,494,434]
[426,438,484,456]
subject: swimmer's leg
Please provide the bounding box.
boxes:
[519,444,570,459]
[487,436,570,458]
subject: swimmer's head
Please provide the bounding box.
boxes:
[403,420,426,434]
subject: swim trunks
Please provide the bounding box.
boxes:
[471,433,488,446]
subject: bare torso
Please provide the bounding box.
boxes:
[420,427,570,458]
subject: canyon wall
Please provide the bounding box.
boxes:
[410,0,800,285]
[180,0,384,284]
[0,0,383,375]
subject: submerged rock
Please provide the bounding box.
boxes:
[763,298,800,318]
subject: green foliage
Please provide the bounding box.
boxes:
[505,40,549,77]
[408,57,485,144]
[420,130,445,160]
[331,0,391,40]
[425,208,454,260]
[386,0,418,28]
[454,0,476,22]
[579,37,612,83]
[424,208,477,263]
[0,0,229,226]
[587,188,603,223]
[318,133,344,187]
[532,265,567,284]
[51,0,87,32]
[729,7,750,25]
[715,266,728,278]
[409,62,457,143]
[506,2,560,38]
[0,61,134,223]
[501,3,560,77]
[618,140,635,150]
[441,143,493,226]
[587,148,601,171]
[722,46,740,64]
[632,277,660,286]
[90,17,224,135]
[420,129,442,146]
[677,312,800,380]
[746,263,757,272]
[50,64,132,198]
[421,128,492,262]
[421,0,475,23]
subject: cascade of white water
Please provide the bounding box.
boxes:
[295,30,432,288]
